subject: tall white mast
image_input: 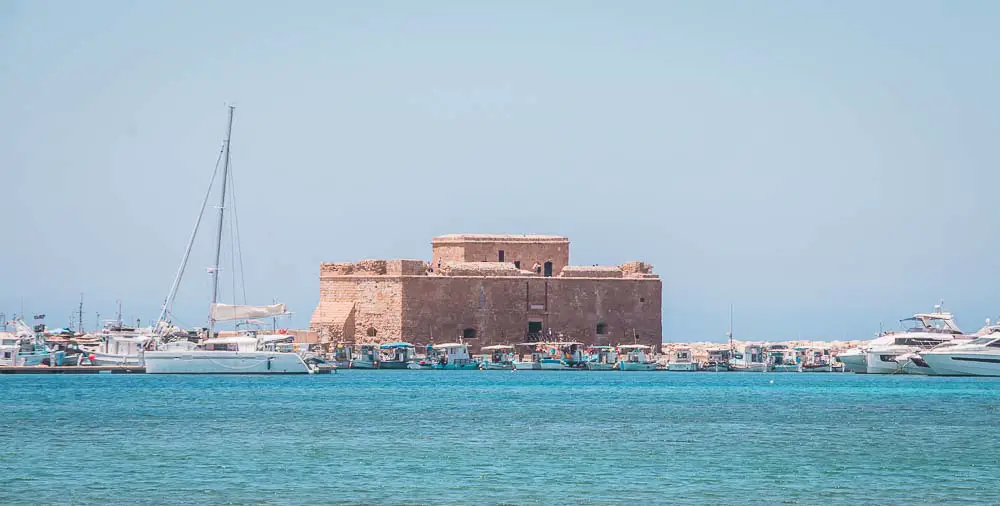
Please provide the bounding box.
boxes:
[209,105,235,339]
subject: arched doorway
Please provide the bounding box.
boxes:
[543,261,553,277]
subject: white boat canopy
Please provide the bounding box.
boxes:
[210,303,289,322]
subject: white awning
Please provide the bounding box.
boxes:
[210,303,288,322]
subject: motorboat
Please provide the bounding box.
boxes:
[378,342,417,369]
[513,342,568,370]
[666,347,698,371]
[479,345,515,370]
[351,344,379,369]
[864,308,966,374]
[617,344,658,371]
[584,346,618,371]
[87,319,153,366]
[767,344,801,372]
[800,347,841,372]
[916,326,1000,376]
[3,318,65,366]
[704,348,732,372]
[730,343,767,372]
[425,342,479,369]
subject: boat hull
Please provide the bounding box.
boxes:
[585,362,616,371]
[730,364,767,372]
[770,364,802,373]
[667,362,698,372]
[837,353,867,373]
[865,351,906,374]
[919,352,1000,377]
[484,362,514,370]
[378,361,413,369]
[539,359,568,370]
[512,360,538,370]
[90,352,143,367]
[143,351,311,374]
[618,361,657,371]
[801,364,833,373]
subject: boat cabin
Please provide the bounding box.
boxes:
[426,342,474,366]
[481,344,515,364]
[618,344,654,364]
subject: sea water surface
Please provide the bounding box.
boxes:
[2,371,998,505]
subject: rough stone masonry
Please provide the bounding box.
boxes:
[309,234,662,351]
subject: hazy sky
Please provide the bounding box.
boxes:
[2,1,999,341]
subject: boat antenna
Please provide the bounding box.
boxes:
[728,304,734,354]
[209,105,235,340]
[77,293,84,334]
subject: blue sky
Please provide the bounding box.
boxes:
[2,1,998,341]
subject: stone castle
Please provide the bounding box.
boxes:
[309,234,662,350]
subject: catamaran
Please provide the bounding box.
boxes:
[142,106,312,374]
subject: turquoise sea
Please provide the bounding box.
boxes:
[2,371,998,505]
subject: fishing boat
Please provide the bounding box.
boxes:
[425,342,479,369]
[328,343,353,369]
[767,344,801,372]
[800,347,839,372]
[5,318,65,366]
[617,344,658,371]
[513,342,567,370]
[704,348,731,372]
[143,107,312,375]
[584,345,619,370]
[666,346,699,371]
[378,342,417,369]
[351,344,380,369]
[730,343,767,372]
[479,345,515,370]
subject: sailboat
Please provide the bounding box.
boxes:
[143,106,313,374]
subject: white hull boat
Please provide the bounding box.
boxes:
[144,350,311,374]
[836,350,867,373]
[90,352,144,366]
[667,362,698,371]
[918,334,1000,376]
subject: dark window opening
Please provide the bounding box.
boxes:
[514,261,521,269]
[543,261,553,277]
[640,297,645,303]
[498,250,505,262]
[463,328,477,339]
[596,323,607,335]
[527,321,543,340]
[366,327,377,337]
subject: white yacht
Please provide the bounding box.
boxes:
[863,308,965,374]
[142,106,312,375]
[144,332,309,374]
[916,328,1000,376]
[666,347,698,371]
[835,347,868,373]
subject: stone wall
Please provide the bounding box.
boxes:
[398,276,661,349]
[430,234,570,275]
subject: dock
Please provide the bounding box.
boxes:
[0,365,146,374]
